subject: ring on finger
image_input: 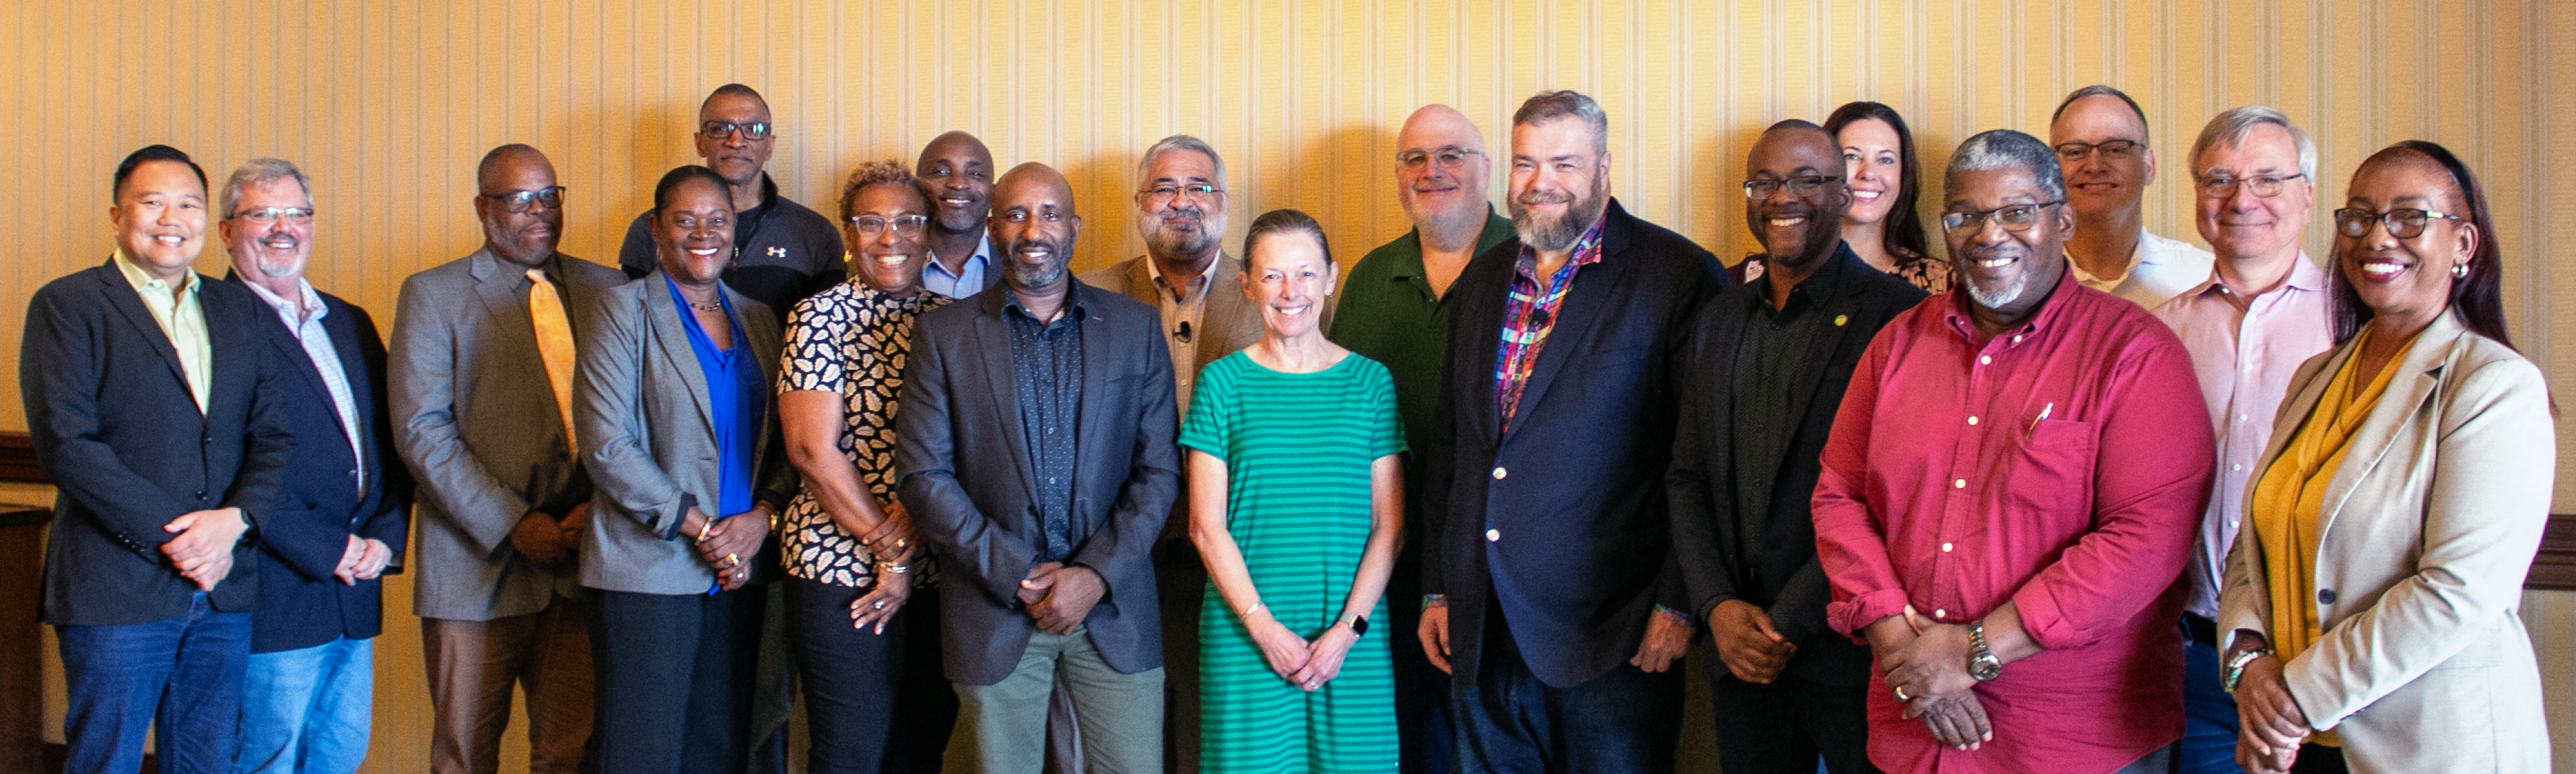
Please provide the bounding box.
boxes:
[873,600,888,610]
[1894,687,1912,702]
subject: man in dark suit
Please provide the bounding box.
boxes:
[1416,91,1727,774]
[20,144,295,774]
[1668,121,1928,774]
[897,162,1181,774]
[391,144,623,774]
[215,158,416,774]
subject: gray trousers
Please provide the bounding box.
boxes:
[948,628,1165,774]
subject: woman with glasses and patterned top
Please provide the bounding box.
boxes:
[2216,141,2552,774]
[1185,210,1406,773]
[774,160,959,774]
[1826,101,1951,293]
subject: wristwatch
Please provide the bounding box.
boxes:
[1339,614,1370,636]
[1966,621,2003,681]
[2222,647,2274,694]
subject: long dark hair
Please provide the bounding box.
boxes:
[1823,101,1931,261]
[2328,140,2514,350]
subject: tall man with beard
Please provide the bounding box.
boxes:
[1418,90,1727,773]
[900,163,1181,774]
[1079,134,1265,773]
[1328,103,1516,774]
[1670,121,1925,774]
[1813,129,2210,774]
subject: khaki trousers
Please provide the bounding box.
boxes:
[422,595,595,774]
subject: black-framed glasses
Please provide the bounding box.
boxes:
[2053,139,2142,163]
[480,186,566,213]
[1941,201,2064,233]
[2332,207,2468,239]
[700,121,773,141]
[1396,147,1485,170]
[1138,184,1223,204]
[2198,173,2306,198]
[230,207,315,224]
[1741,176,1844,200]
[849,214,930,236]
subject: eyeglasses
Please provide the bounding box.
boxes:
[2198,173,2306,198]
[230,207,315,224]
[700,121,773,141]
[2332,207,2468,239]
[2053,139,2142,163]
[1138,184,1223,205]
[1741,176,1844,200]
[1396,147,1485,170]
[480,186,566,213]
[1941,201,2064,233]
[849,214,930,236]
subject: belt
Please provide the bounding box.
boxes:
[2181,613,2218,647]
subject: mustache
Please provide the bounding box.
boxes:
[1517,190,1576,206]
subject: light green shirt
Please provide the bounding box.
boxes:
[112,250,213,413]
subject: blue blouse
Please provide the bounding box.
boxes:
[665,277,762,524]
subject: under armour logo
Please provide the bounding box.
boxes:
[767,247,786,258]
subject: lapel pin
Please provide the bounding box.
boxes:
[1834,314,1849,327]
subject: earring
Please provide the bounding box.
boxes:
[2452,263,2469,278]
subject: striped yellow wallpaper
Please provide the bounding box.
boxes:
[4,1,2572,772]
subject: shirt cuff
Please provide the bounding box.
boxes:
[1827,588,1912,638]
[1422,594,1448,610]
[1652,604,1695,628]
[663,493,700,541]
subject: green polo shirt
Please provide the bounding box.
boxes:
[1328,208,1515,481]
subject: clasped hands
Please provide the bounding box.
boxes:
[848,502,926,634]
[160,507,250,591]
[1245,608,1359,693]
[2228,634,2315,774]
[1867,608,1992,751]
[508,503,589,567]
[680,504,771,592]
[1016,560,1105,637]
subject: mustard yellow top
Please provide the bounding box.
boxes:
[2249,328,2415,746]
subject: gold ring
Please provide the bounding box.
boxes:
[895,538,906,548]
[1895,687,1912,702]
[726,553,739,566]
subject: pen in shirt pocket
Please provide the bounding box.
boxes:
[2027,402,2053,435]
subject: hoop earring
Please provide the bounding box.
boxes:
[2452,263,2470,278]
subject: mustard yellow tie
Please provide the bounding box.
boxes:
[525,268,579,452]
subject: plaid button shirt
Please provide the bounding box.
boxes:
[1492,214,1608,432]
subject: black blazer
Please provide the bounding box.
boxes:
[227,275,415,653]
[1422,199,1728,688]
[19,261,294,627]
[1667,247,1926,687]
[896,282,1182,686]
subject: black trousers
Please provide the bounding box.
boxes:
[589,585,766,774]
[1705,672,1877,774]
[2289,744,2348,774]
[783,577,957,774]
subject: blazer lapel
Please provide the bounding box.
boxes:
[227,275,343,430]
[641,276,715,434]
[1781,269,1866,447]
[1501,220,1628,440]
[972,296,1038,500]
[93,261,193,392]
[2316,313,2467,538]
[1073,296,1120,510]
[1197,256,1250,369]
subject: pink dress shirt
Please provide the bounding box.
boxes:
[1813,272,2215,773]
[2149,257,2334,618]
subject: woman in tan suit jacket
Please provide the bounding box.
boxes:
[2218,141,2552,774]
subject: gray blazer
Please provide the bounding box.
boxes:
[2218,310,2553,773]
[392,250,626,621]
[894,284,1182,685]
[1077,253,1265,378]
[572,271,794,595]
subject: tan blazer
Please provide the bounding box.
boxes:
[1077,253,1265,377]
[2218,310,2553,773]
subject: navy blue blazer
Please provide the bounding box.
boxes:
[1422,199,1728,688]
[227,274,414,653]
[19,260,295,627]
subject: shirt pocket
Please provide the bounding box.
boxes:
[2005,418,2098,517]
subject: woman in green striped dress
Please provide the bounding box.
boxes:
[1182,209,1406,773]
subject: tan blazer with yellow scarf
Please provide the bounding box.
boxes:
[2218,310,2553,773]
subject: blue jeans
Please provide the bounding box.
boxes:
[2181,637,2249,774]
[56,592,252,774]
[1450,607,1684,774]
[235,636,374,774]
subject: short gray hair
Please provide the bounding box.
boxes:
[2190,106,2316,181]
[1138,134,1225,187]
[220,158,312,217]
[1512,90,1609,155]
[1946,130,2066,202]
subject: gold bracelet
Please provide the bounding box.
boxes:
[695,519,714,542]
[874,561,912,575]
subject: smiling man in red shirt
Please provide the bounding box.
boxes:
[1813,128,2214,774]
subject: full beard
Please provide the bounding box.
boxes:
[1143,222,1219,258]
[1509,184,1608,253]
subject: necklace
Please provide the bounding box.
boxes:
[688,299,724,313]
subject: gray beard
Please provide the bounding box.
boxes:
[1964,264,2030,310]
[1008,259,1068,291]
[1145,226,1218,259]
[1511,190,1608,253]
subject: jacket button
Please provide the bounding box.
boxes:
[1485,529,1501,542]
[1491,467,1508,480]
[194,491,207,500]
[2317,589,2336,605]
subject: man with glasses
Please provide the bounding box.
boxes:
[1327,103,1514,774]
[2148,107,2333,774]
[392,144,623,774]
[22,144,294,774]
[2050,85,2215,307]
[619,83,845,320]
[1079,133,1264,773]
[216,158,415,774]
[1670,121,1926,774]
[1813,128,2212,774]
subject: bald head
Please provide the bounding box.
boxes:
[477,144,552,192]
[1396,104,1495,241]
[995,163,1076,218]
[1399,105,1485,152]
[991,163,1083,293]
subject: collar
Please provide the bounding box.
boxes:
[744,173,782,215]
[1513,209,1611,279]
[1943,258,2081,341]
[112,248,201,295]
[925,234,996,279]
[241,276,329,322]
[1391,207,1516,280]
[1763,241,1859,311]
[1001,281,1094,325]
[2175,250,2328,302]
[1144,253,1220,299]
